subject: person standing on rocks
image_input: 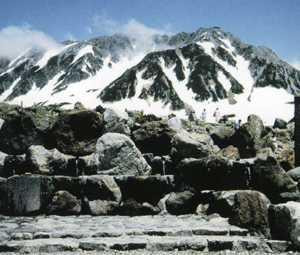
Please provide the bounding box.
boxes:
[201,109,206,122]
[214,108,220,123]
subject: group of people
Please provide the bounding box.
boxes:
[201,108,221,123]
[200,108,242,129]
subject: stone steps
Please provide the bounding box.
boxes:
[0,214,293,253]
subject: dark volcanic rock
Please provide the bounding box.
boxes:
[47,109,104,156]
[230,114,269,158]
[47,190,81,215]
[0,111,44,155]
[210,126,235,149]
[273,118,287,129]
[131,120,176,156]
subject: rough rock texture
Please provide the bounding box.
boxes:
[166,189,198,215]
[176,155,248,191]
[216,145,240,160]
[287,167,300,182]
[0,111,44,155]
[0,175,54,215]
[210,126,235,149]
[167,117,183,133]
[26,145,69,175]
[81,175,121,216]
[84,133,152,176]
[170,132,216,164]
[48,109,104,156]
[131,120,176,156]
[114,175,174,206]
[277,149,295,171]
[208,190,271,238]
[269,202,300,249]
[273,118,287,129]
[103,108,130,136]
[251,148,299,203]
[230,114,269,158]
[47,190,81,215]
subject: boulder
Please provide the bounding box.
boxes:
[230,114,268,158]
[0,175,54,215]
[26,145,68,175]
[176,155,248,191]
[131,120,176,156]
[216,145,240,160]
[0,111,44,155]
[84,133,151,176]
[0,119,4,129]
[251,148,299,203]
[269,202,300,249]
[167,117,183,133]
[210,126,235,149]
[47,190,81,215]
[74,101,86,110]
[81,175,121,215]
[273,118,287,129]
[114,175,175,206]
[2,154,27,177]
[165,189,199,215]
[170,132,216,164]
[48,109,104,156]
[147,155,174,175]
[52,176,83,198]
[287,167,300,182]
[0,151,7,177]
[209,190,271,238]
[277,149,295,171]
[103,108,130,136]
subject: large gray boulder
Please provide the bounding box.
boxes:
[103,108,130,136]
[81,175,122,215]
[208,190,271,238]
[0,175,54,215]
[167,117,183,133]
[230,114,271,158]
[170,132,216,164]
[210,126,235,149]
[251,148,299,203]
[84,133,151,176]
[26,145,69,175]
[269,202,300,249]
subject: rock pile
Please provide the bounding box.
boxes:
[0,103,299,252]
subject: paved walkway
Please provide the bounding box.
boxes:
[0,214,292,253]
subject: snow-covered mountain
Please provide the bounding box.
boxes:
[0,27,299,124]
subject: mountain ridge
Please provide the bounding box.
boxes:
[0,27,299,124]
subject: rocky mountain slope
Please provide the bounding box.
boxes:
[0,27,299,124]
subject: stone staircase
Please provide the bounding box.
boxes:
[0,214,293,253]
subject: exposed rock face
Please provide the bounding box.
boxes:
[114,175,174,206]
[170,132,216,164]
[273,118,287,129]
[84,133,152,176]
[287,167,300,182]
[0,175,54,215]
[277,149,295,171]
[230,114,270,158]
[0,111,44,155]
[167,117,183,133]
[269,202,300,249]
[47,190,81,215]
[176,155,248,191]
[26,145,68,175]
[103,108,130,136]
[210,126,235,149]
[216,145,240,160]
[251,148,299,203]
[131,120,176,156]
[48,109,104,156]
[209,190,271,238]
[166,189,198,215]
